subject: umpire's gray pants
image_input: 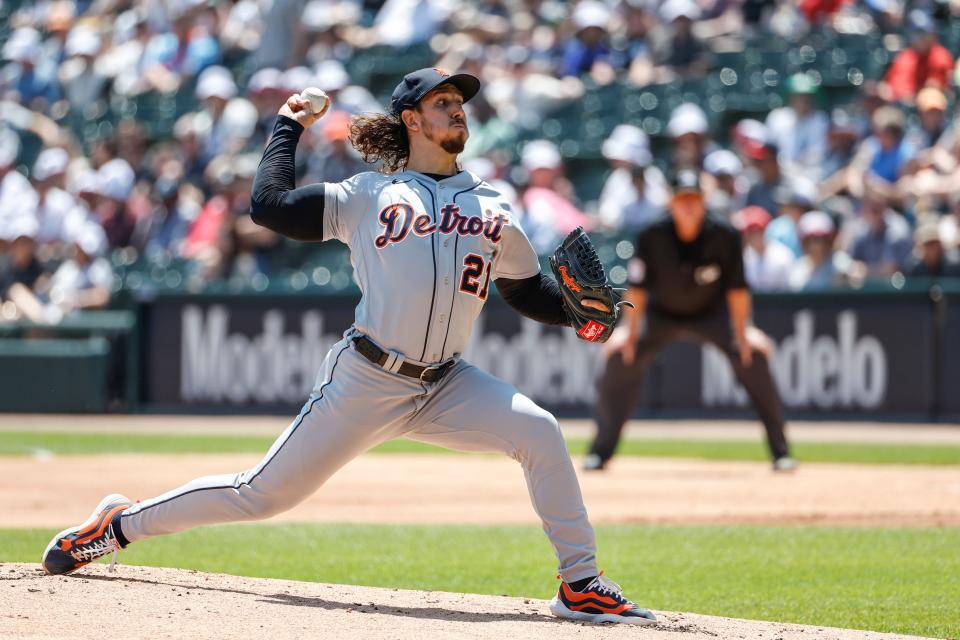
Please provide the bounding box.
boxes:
[119,337,598,582]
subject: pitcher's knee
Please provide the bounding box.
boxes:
[516,412,568,462]
[233,487,300,520]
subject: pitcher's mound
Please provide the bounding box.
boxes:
[1,563,926,640]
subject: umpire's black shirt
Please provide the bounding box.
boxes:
[627,214,747,318]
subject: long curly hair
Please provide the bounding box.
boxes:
[349,111,410,173]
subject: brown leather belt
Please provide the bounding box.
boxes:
[351,335,454,383]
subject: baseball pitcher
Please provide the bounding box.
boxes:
[41,68,653,625]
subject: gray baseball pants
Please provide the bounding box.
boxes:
[119,336,598,582]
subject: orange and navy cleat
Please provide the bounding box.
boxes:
[41,494,132,575]
[549,573,657,625]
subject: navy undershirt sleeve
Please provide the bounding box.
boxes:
[250,115,327,242]
[495,273,570,326]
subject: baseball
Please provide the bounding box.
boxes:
[300,87,330,115]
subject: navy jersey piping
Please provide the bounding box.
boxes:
[121,343,351,516]
[412,177,439,362]
[439,181,484,359]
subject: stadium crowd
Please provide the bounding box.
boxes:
[2,0,960,323]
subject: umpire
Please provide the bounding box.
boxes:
[585,169,794,472]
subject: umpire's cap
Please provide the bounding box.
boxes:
[670,168,702,195]
[391,68,481,116]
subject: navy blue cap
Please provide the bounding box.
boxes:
[390,68,481,116]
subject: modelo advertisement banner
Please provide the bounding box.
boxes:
[143,293,936,416]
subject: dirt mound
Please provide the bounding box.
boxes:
[2,563,928,640]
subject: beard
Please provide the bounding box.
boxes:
[424,121,468,154]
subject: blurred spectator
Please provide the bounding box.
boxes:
[194,66,250,158]
[850,105,916,186]
[558,1,613,79]
[620,0,656,86]
[907,87,949,151]
[95,158,136,249]
[821,108,859,181]
[172,114,210,191]
[765,73,828,178]
[652,0,712,79]
[766,176,818,257]
[66,170,100,230]
[374,0,451,47]
[0,216,43,320]
[846,192,913,279]
[849,80,886,141]
[315,60,380,116]
[141,4,220,93]
[940,193,960,251]
[732,119,768,164]
[46,220,113,316]
[247,67,285,141]
[254,0,306,69]
[905,222,960,279]
[0,128,38,227]
[461,94,516,160]
[744,143,783,217]
[219,0,265,60]
[182,154,261,280]
[734,206,795,291]
[520,139,592,253]
[305,111,368,184]
[1,27,60,109]
[597,124,667,231]
[668,103,712,169]
[7,219,112,324]
[58,25,108,113]
[134,170,199,260]
[108,9,156,96]
[301,3,360,66]
[789,211,853,290]
[883,10,953,103]
[31,147,75,250]
[703,149,745,218]
[798,0,849,24]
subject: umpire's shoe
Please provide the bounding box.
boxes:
[550,573,657,625]
[42,494,132,575]
[582,453,606,471]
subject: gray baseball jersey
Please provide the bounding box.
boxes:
[118,168,599,583]
[324,169,540,363]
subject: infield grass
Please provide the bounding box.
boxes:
[1,430,959,465]
[3,524,957,638]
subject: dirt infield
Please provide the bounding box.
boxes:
[6,453,960,528]
[0,564,931,640]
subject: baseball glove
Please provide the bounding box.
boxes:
[549,227,632,343]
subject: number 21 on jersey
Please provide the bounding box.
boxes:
[459,253,492,300]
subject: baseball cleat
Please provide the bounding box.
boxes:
[582,453,606,471]
[549,573,656,625]
[772,456,798,473]
[41,493,132,575]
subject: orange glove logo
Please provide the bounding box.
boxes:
[559,265,581,293]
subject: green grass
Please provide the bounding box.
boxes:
[1,430,959,465]
[4,524,957,638]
